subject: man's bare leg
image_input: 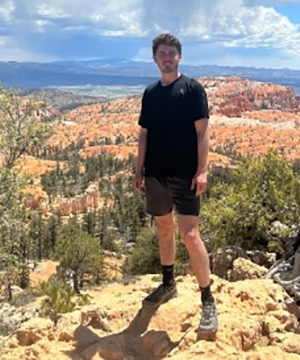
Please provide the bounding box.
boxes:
[155,211,176,265]
[178,214,217,335]
[177,215,210,287]
[142,212,177,307]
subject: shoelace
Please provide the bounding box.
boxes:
[201,302,217,324]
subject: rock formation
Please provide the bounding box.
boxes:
[201,76,300,116]
[2,273,300,359]
[50,183,100,216]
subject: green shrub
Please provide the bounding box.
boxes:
[40,279,76,326]
[123,225,189,276]
[123,227,161,275]
[200,149,300,253]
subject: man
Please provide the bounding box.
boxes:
[133,33,217,334]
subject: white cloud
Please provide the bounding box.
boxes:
[0,1,15,22]
[0,0,299,67]
[36,4,68,19]
[5,0,144,36]
[217,5,300,56]
[3,0,298,41]
[139,1,300,56]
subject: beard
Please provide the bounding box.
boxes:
[159,62,178,74]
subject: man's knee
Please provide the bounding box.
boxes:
[178,215,199,245]
[181,227,199,245]
[155,213,174,236]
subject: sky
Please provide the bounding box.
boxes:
[0,0,300,69]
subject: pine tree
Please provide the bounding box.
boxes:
[55,221,104,292]
[40,279,76,326]
[0,88,51,291]
[200,149,300,253]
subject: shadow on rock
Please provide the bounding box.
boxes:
[66,305,178,360]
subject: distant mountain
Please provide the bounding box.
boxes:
[1,59,300,91]
[0,61,156,88]
[52,58,142,68]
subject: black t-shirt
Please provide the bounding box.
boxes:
[139,74,209,177]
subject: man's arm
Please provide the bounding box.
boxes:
[195,118,209,173]
[134,127,147,194]
[191,118,209,196]
[136,127,147,175]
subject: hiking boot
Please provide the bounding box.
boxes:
[198,300,218,340]
[142,283,177,308]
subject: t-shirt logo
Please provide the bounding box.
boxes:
[180,88,186,97]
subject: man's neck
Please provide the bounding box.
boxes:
[160,72,181,86]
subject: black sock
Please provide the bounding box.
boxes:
[162,265,175,287]
[200,284,214,304]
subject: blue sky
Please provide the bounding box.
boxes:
[0,0,300,69]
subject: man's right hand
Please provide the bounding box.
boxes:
[133,172,145,195]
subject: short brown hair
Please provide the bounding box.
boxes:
[152,33,182,56]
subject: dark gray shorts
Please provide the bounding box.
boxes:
[145,177,200,217]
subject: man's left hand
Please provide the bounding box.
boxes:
[191,171,207,196]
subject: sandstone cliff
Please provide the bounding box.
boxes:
[45,76,300,163]
[201,76,300,117]
[18,77,300,214]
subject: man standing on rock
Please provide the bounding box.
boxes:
[133,33,218,335]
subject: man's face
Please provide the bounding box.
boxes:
[153,44,181,74]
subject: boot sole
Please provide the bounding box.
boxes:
[197,327,217,341]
